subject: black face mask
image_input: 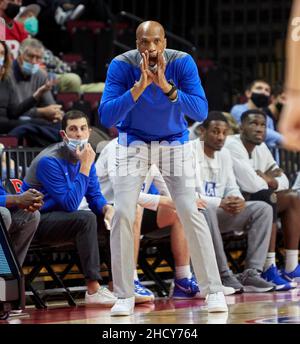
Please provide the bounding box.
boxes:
[250,92,270,108]
[4,3,21,19]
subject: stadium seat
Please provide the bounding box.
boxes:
[0,135,18,148]
[56,92,81,111]
[82,92,102,111]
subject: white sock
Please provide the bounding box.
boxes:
[134,269,139,281]
[263,252,276,271]
[175,265,192,280]
[285,249,299,273]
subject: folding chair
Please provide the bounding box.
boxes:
[222,231,248,273]
[138,227,173,297]
[25,242,79,309]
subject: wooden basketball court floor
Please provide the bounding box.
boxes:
[1,286,300,325]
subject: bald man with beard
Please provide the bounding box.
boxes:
[99,21,228,316]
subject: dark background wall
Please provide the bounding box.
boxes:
[30,0,292,111]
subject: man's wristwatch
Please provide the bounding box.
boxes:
[164,81,177,98]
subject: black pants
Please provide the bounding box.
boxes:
[35,210,103,281]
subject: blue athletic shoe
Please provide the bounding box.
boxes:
[261,265,295,291]
[281,264,300,284]
[134,280,155,304]
[169,276,201,299]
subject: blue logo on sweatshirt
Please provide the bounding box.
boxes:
[205,182,216,197]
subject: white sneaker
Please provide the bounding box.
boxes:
[110,297,135,316]
[206,292,228,313]
[199,285,235,298]
[85,286,117,306]
[222,286,235,296]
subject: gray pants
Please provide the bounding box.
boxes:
[0,207,40,266]
[35,211,102,281]
[111,142,223,298]
[203,201,273,276]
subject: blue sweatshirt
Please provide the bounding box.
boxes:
[0,184,7,207]
[21,143,107,214]
[99,49,208,144]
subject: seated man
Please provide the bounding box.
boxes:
[21,110,116,306]
[10,38,63,123]
[225,109,300,287]
[90,139,235,303]
[0,184,43,266]
[193,111,275,293]
[9,38,63,146]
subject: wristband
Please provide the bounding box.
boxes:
[164,81,177,97]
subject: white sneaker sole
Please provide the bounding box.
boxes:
[243,286,274,293]
[110,310,134,316]
[85,301,116,307]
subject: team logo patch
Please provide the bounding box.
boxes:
[205,182,216,197]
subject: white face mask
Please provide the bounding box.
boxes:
[64,135,88,152]
[0,56,4,68]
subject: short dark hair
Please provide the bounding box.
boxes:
[62,110,90,131]
[245,79,271,92]
[202,111,228,129]
[240,109,266,123]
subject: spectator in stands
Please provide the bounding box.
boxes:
[195,111,275,293]
[0,183,43,266]
[10,38,62,122]
[0,39,53,134]
[16,4,104,93]
[21,110,117,306]
[8,38,64,146]
[0,0,29,58]
[99,20,227,316]
[230,80,283,148]
[89,139,235,303]
[225,109,300,288]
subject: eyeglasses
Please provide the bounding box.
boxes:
[23,51,43,62]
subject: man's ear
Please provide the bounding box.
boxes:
[164,38,167,49]
[239,123,243,134]
[59,130,67,141]
[199,126,205,140]
[245,90,251,99]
